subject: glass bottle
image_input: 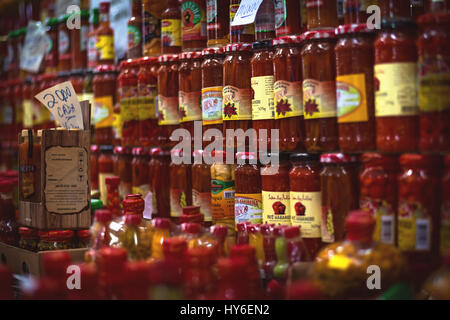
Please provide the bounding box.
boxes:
[181,0,207,51]
[161,0,182,54]
[96,2,115,65]
[128,0,143,59]
[207,0,230,47]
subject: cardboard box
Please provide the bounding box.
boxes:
[0,242,87,277]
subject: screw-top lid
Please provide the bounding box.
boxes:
[335,23,374,35]
[114,146,131,155]
[153,218,171,229]
[224,43,253,52]
[122,194,145,213]
[90,144,99,153]
[290,153,320,163]
[48,230,75,241]
[211,225,228,238]
[273,35,303,46]
[139,56,158,66]
[361,153,398,170]
[158,54,179,63]
[18,227,38,238]
[105,176,120,187]
[247,224,260,234]
[302,29,336,41]
[125,213,142,226]
[120,58,133,69]
[99,1,110,14]
[181,222,202,234]
[320,153,359,164]
[202,46,225,56]
[150,147,164,156]
[236,152,258,161]
[94,64,119,74]
[43,252,72,278]
[284,226,301,239]
[132,147,147,156]
[179,51,203,60]
[345,210,375,242]
[163,236,187,256]
[91,199,103,211]
[95,209,112,223]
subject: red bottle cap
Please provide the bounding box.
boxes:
[335,23,373,35]
[179,213,204,224]
[139,56,158,66]
[99,1,110,14]
[273,225,289,237]
[158,54,179,63]
[236,222,250,232]
[90,145,99,153]
[178,51,202,60]
[320,153,359,164]
[224,42,252,52]
[122,194,145,213]
[95,209,112,223]
[260,224,274,235]
[181,222,201,234]
[361,153,398,169]
[302,29,336,41]
[284,226,301,239]
[105,176,120,187]
[97,247,128,272]
[273,35,303,46]
[211,225,228,238]
[345,210,375,242]
[125,213,142,226]
[153,218,170,229]
[202,46,224,56]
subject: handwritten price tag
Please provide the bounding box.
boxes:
[230,0,264,26]
[34,81,84,130]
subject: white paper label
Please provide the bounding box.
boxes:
[230,0,264,26]
[143,191,153,220]
[20,21,48,73]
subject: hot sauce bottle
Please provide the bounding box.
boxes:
[128,0,143,59]
[255,0,276,41]
[96,2,115,65]
[230,0,255,44]
[306,0,339,30]
[142,0,162,57]
[181,0,207,51]
[275,0,301,37]
[161,0,182,54]
[207,0,230,47]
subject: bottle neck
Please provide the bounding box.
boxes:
[131,0,142,16]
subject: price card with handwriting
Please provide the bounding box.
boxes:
[230,0,264,26]
[34,81,85,130]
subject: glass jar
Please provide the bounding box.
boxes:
[374,19,419,153]
[301,30,339,153]
[289,153,323,258]
[118,213,151,261]
[320,153,360,244]
[71,10,90,69]
[132,147,150,199]
[230,0,255,44]
[149,148,171,218]
[248,224,265,266]
[335,24,376,153]
[96,2,115,65]
[222,43,253,150]
[115,146,132,201]
[360,153,398,246]
[98,145,115,206]
[18,227,39,251]
[343,0,379,24]
[275,0,301,37]
[234,152,262,225]
[50,230,75,250]
[306,0,339,30]
[170,149,193,221]
[379,0,412,19]
[58,14,72,71]
[192,150,212,223]
[119,59,140,147]
[161,0,182,54]
[201,47,225,147]
[417,13,450,152]
[93,65,117,146]
[158,54,180,148]
[207,0,229,47]
[128,0,143,59]
[441,155,450,256]
[273,35,305,152]
[181,0,207,51]
[178,51,203,146]
[45,17,60,73]
[37,231,51,251]
[137,56,159,147]
[255,0,275,41]
[251,40,276,150]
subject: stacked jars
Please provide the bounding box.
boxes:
[119,59,140,147]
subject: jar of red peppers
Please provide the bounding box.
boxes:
[180,0,207,51]
[115,146,133,201]
[119,59,140,147]
[374,19,419,153]
[441,155,450,256]
[90,145,100,194]
[178,51,203,146]
[170,149,193,221]
[222,43,253,150]
[98,145,115,206]
[251,40,276,150]
[273,35,305,152]
[335,24,376,153]
[301,30,338,153]
[289,153,323,258]
[320,153,360,244]
[137,56,159,147]
[417,13,450,152]
[306,0,339,30]
[132,147,150,199]
[360,153,398,246]
[201,47,224,147]
[207,0,229,47]
[58,14,72,71]
[158,54,180,148]
[149,148,171,218]
[192,150,212,223]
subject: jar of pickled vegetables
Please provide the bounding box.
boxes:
[119,59,140,147]
[181,0,207,51]
[313,210,407,299]
[320,153,360,243]
[170,149,193,221]
[192,150,212,223]
[289,153,323,258]
[132,147,150,199]
[207,0,229,47]
[417,13,450,152]
[18,227,39,251]
[178,51,203,145]
[234,152,262,225]
[251,40,276,150]
[37,231,51,251]
[222,43,253,150]
[275,0,301,37]
[360,153,398,246]
[50,230,75,250]
[301,30,338,153]
[273,35,305,152]
[261,152,291,226]
[441,155,450,256]
[158,54,180,148]
[201,47,224,148]
[374,19,419,153]
[306,0,338,30]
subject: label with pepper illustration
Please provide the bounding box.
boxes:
[303,79,337,119]
[235,193,263,224]
[321,206,335,243]
[93,96,114,129]
[398,201,431,251]
[96,35,115,60]
[158,95,179,125]
[441,201,450,255]
[375,62,419,117]
[211,179,235,220]
[179,90,202,122]
[274,80,303,119]
[360,197,395,244]
[202,86,223,125]
[193,189,212,222]
[262,191,291,225]
[336,73,368,123]
[251,75,275,120]
[290,192,322,238]
[222,86,252,120]
[138,84,157,121]
[161,19,182,47]
[182,0,207,41]
[170,188,187,217]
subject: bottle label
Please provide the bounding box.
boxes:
[274,0,287,29]
[96,35,115,60]
[375,63,419,117]
[398,201,431,251]
[418,68,450,113]
[235,193,263,224]
[23,100,33,128]
[179,90,202,122]
[336,73,368,123]
[193,189,212,222]
[274,80,303,119]
[128,24,142,50]
[99,172,115,206]
[158,95,179,125]
[441,201,450,255]
[211,179,235,220]
[206,0,218,23]
[121,89,139,122]
[202,86,223,125]
[251,75,275,120]
[230,4,255,36]
[93,96,114,129]
[132,184,150,200]
[290,192,322,238]
[262,191,291,225]
[143,11,161,54]
[138,84,157,120]
[113,112,122,140]
[360,197,395,245]
[161,19,182,47]
[87,35,98,67]
[170,188,187,217]
[181,0,207,41]
[58,29,69,55]
[222,86,252,120]
[303,79,337,119]
[321,206,335,243]
[80,25,89,51]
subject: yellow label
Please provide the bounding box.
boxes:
[375,62,419,117]
[303,79,337,119]
[328,254,352,270]
[202,86,223,125]
[99,172,114,206]
[235,193,263,224]
[138,96,157,120]
[252,76,275,120]
[179,91,202,122]
[398,201,432,251]
[336,73,368,123]
[121,97,139,122]
[132,185,150,199]
[419,72,450,113]
[94,96,114,129]
[230,4,255,35]
[262,191,291,226]
[23,100,33,128]
[113,112,122,140]
[211,178,235,221]
[360,197,395,244]
[441,201,450,255]
[162,19,181,47]
[290,191,322,238]
[222,86,252,120]
[96,35,115,60]
[158,95,179,125]
[274,80,303,119]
